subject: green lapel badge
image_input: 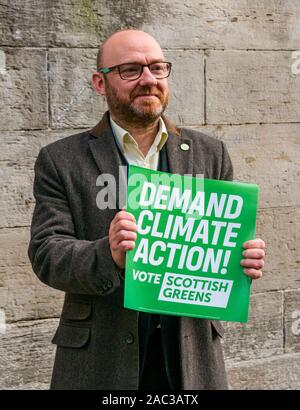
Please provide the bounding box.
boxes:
[180,143,190,151]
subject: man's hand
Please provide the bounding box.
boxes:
[109,210,137,269]
[240,238,266,280]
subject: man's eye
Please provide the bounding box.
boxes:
[121,66,140,74]
[151,64,165,72]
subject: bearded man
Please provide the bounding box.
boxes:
[28,29,265,390]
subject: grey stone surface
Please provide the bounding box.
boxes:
[226,353,300,390]
[222,291,284,363]
[164,50,204,125]
[0,319,58,389]
[0,0,51,47]
[0,227,30,267]
[284,289,300,353]
[0,129,86,164]
[48,0,156,48]
[0,163,36,228]
[143,0,300,50]
[253,207,300,294]
[206,51,300,124]
[49,48,105,129]
[0,130,85,228]
[2,1,300,50]
[0,48,48,130]
[0,264,64,323]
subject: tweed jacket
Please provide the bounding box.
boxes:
[28,112,233,390]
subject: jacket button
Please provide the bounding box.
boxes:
[125,333,134,344]
[107,280,113,288]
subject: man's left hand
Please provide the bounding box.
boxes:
[240,238,266,280]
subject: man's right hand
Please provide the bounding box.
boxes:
[108,210,137,269]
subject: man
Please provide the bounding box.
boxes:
[28,29,265,390]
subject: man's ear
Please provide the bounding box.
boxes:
[92,71,106,96]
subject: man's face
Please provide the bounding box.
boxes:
[99,32,170,124]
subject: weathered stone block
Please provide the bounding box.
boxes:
[0,1,174,48]
[0,130,85,228]
[206,51,300,124]
[284,289,300,353]
[49,48,105,128]
[0,319,58,389]
[0,266,36,322]
[0,0,50,46]
[0,163,35,227]
[222,291,283,363]
[0,48,47,130]
[193,123,300,209]
[48,0,151,47]
[0,228,30,268]
[252,207,300,293]
[0,265,64,323]
[3,1,299,50]
[164,50,204,125]
[0,131,65,164]
[0,129,86,164]
[143,0,300,50]
[226,353,300,389]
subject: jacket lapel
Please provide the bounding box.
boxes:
[88,112,126,209]
[161,115,194,176]
[166,131,194,176]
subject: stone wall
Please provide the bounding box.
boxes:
[0,0,299,389]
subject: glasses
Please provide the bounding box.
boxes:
[98,61,172,80]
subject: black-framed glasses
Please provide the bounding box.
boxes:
[98,61,172,80]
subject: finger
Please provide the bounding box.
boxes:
[243,268,263,280]
[114,210,136,223]
[115,219,137,232]
[118,240,136,251]
[115,230,137,245]
[243,238,265,250]
[110,218,137,238]
[240,258,264,270]
[109,226,136,247]
[242,249,265,259]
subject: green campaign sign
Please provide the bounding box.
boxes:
[124,165,259,322]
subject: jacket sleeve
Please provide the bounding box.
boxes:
[220,141,234,181]
[28,146,123,295]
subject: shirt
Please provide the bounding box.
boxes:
[110,116,168,171]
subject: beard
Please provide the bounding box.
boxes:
[104,79,169,125]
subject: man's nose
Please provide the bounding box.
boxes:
[138,66,158,86]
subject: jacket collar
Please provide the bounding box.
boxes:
[88,111,194,178]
